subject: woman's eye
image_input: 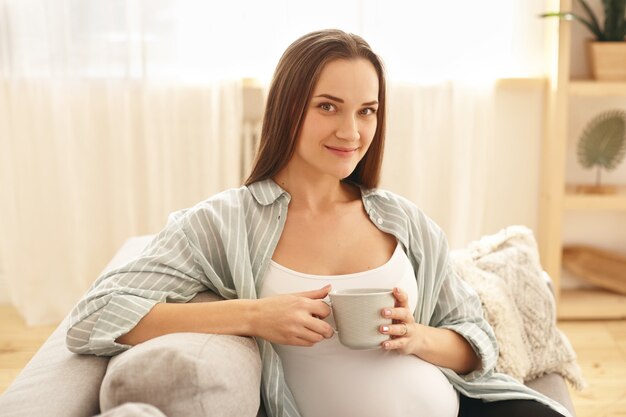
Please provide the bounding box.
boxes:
[319,103,335,112]
[360,107,377,116]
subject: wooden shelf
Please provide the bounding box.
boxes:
[540,1,626,320]
[558,288,626,320]
[569,80,626,96]
[564,187,626,210]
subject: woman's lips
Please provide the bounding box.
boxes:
[325,146,357,157]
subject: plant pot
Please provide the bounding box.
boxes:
[588,41,626,81]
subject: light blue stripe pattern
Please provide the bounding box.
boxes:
[66,179,571,417]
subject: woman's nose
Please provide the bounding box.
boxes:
[335,115,360,141]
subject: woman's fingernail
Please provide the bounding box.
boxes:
[384,309,391,316]
[382,326,389,333]
[383,342,390,349]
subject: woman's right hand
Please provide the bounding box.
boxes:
[250,285,335,346]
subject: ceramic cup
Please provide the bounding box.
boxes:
[327,288,394,350]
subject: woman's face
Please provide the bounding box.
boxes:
[289,58,379,181]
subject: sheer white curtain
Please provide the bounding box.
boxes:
[382,82,496,249]
[0,0,548,324]
[0,1,244,324]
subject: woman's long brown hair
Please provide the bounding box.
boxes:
[244,29,386,189]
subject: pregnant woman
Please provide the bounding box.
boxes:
[67,29,571,417]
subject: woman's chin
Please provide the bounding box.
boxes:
[330,169,357,181]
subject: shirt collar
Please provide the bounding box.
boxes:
[359,186,389,201]
[247,179,290,206]
[247,178,389,206]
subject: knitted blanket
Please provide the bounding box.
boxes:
[450,226,586,389]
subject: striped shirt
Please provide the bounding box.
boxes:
[66,179,571,417]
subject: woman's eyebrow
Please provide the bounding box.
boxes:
[313,93,378,106]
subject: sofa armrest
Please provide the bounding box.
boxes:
[0,317,109,417]
[103,235,156,272]
[0,235,266,417]
[0,236,157,417]
[526,373,576,416]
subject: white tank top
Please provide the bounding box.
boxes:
[259,243,459,417]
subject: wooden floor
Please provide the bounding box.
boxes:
[1,305,625,416]
[557,320,626,417]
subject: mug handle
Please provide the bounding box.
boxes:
[320,297,338,334]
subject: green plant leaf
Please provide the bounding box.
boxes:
[577,0,604,38]
[542,0,626,40]
[603,0,626,40]
[540,12,605,39]
[577,110,626,171]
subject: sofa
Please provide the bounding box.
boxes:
[0,235,577,417]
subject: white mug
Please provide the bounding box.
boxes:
[327,288,394,350]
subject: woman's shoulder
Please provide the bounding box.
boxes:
[179,180,288,220]
[166,185,256,224]
[363,187,424,219]
[201,185,254,207]
[199,183,278,208]
[364,187,446,239]
[363,187,417,211]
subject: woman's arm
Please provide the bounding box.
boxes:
[115,299,256,345]
[67,204,333,355]
[116,286,335,347]
[374,207,497,378]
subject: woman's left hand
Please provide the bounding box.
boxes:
[379,287,423,355]
[379,287,482,373]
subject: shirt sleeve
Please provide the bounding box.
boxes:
[428,231,499,381]
[66,212,211,356]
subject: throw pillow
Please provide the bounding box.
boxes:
[450,225,586,389]
[100,332,263,417]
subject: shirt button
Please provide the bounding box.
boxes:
[377,218,383,225]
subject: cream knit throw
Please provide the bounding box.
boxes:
[450,225,586,389]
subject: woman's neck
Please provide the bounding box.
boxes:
[273,169,359,213]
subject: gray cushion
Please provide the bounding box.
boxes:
[100,332,262,417]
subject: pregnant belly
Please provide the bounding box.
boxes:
[277,341,460,417]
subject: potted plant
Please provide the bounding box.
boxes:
[542,0,626,80]
[575,109,626,193]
